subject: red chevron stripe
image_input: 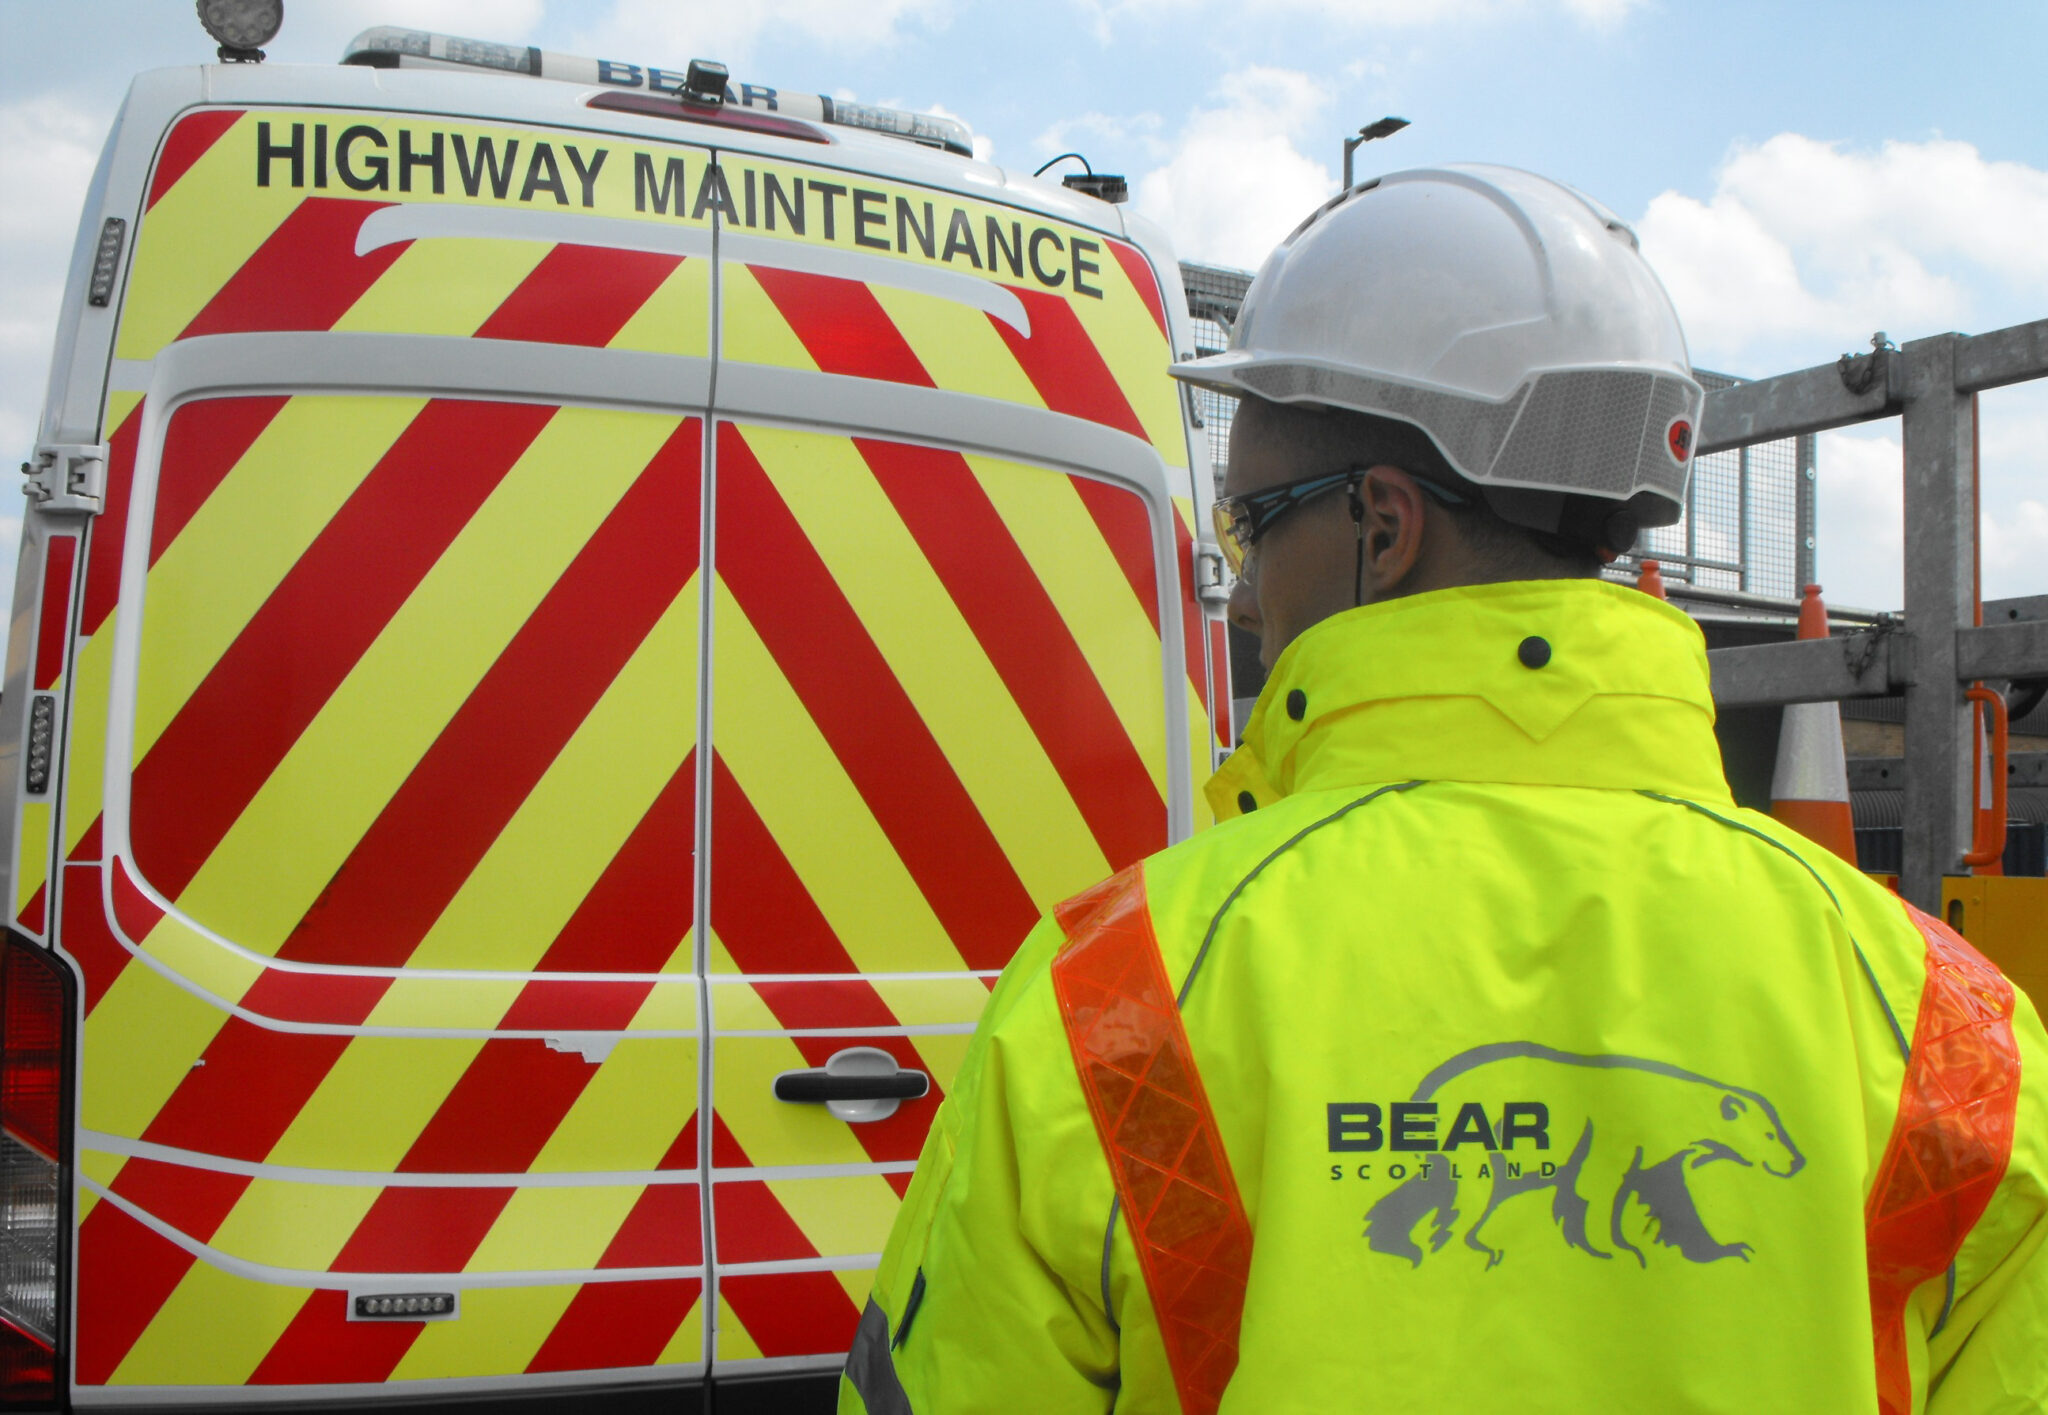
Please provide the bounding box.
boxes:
[75,1159,251,1383]
[1108,239,1171,344]
[1072,473,1159,630]
[128,399,553,902]
[859,437,1165,869]
[139,1019,349,1163]
[180,198,406,340]
[249,1290,420,1386]
[1172,510,1212,718]
[709,754,893,1022]
[150,396,289,563]
[599,1179,703,1270]
[329,1185,513,1273]
[34,534,77,690]
[398,1040,597,1174]
[716,426,1036,971]
[73,1203,204,1384]
[79,400,142,638]
[527,1278,702,1374]
[513,751,697,981]
[706,1115,861,1358]
[277,417,699,969]
[147,109,242,210]
[473,244,681,347]
[57,865,128,1016]
[16,886,44,936]
[990,288,1147,441]
[747,267,932,386]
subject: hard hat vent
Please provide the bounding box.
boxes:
[1230,361,1696,518]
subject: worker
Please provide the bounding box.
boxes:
[840,166,2048,1413]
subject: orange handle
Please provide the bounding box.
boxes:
[1963,686,2009,868]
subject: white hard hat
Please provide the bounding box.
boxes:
[1173,164,1702,535]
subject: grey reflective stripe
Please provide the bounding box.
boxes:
[846,1298,915,1415]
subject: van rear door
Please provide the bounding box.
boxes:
[65,98,717,1398]
[697,144,1207,1377]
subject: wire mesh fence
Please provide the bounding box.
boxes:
[1179,261,1817,600]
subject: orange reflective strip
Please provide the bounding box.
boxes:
[1050,866,1250,1415]
[1865,901,2020,1415]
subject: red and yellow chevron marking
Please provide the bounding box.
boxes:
[47,99,1221,1393]
[118,109,721,364]
[721,151,1185,467]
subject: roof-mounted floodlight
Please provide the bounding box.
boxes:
[682,59,728,107]
[197,0,282,62]
[341,27,978,158]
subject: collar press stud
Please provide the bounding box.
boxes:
[1517,636,1552,669]
[1285,688,1308,720]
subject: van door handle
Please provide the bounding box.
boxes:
[773,1046,930,1123]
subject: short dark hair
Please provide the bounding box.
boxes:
[1336,409,1606,577]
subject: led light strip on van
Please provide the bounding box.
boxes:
[342,27,977,158]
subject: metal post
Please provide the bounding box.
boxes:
[1795,432,1818,590]
[1899,334,1976,910]
[1737,444,1752,593]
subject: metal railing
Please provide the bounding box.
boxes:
[1697,320,2048,908]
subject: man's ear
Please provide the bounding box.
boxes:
[1357,466,1431,599]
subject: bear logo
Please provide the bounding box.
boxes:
[1362,1042,1802,1270]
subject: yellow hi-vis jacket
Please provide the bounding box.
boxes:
[841,578,2048,1415]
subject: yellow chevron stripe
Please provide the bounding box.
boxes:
[712,1033,872,1169]
[529,1037,699,1175]
[743,424,1107,910]
[720,263,818,371]
[390,1284,580,1380]
[610,257,713,358]
[331,236,549,336]
[134,395,426,767]
[116,114,293,362]
[836,1268,875,1311]
[380,577,699,987]
[75,1146,123,1226]
[713,1293,764,1360]
[166,406,682,960]
[79,952,232,1140]
[465,1185,642,1272]
[264,1036,484,1171]
[133,909,262,1002]
[658,1295,707,1365]
[110,1264,307,1386]
[763,1172,903,1258]
[1069,252,1189,465]
[711,579,959,974]
[867,284,1046,409]
[15,801,49,922]
[206,1177,380,1270]
[967,456,1169,802]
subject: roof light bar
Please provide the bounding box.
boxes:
[342,27,976,158]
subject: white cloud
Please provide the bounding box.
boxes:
[568,0,949,69]
[1814,429,1903,613]
[1133,67,1335,271]
[1638,134,2048,374]
[1035,111,1167,166]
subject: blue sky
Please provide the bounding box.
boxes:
[5,0,2047,620]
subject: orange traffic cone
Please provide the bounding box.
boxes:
[1637,559,1668,600]
[1770,585,1859,862]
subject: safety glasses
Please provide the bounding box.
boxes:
[1212,466,1468,575]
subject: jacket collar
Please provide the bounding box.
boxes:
[1206,578,1733,820]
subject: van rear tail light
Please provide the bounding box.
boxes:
[0,935,72,1408]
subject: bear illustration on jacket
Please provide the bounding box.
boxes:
[1361,1042,1804,1269]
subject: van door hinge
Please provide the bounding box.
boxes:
[1193,541,1234,609]
[22,442,109,515]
